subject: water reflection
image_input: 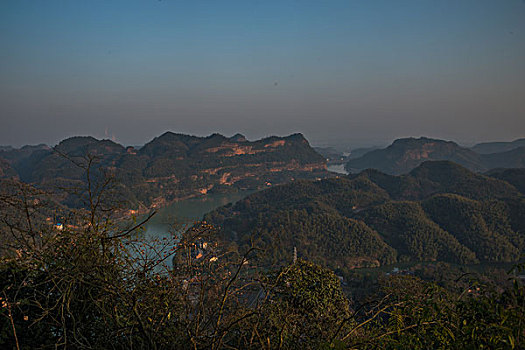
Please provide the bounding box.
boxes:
[128,191,254,269]
[327,164,349,175]
[143,190,254,240]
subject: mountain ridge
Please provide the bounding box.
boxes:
[0,132,329,210]
[346,136,525,175]
[471,138,525,154]
[206,160,524,271]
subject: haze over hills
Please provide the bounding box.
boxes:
[0,132,329,209]
[206,161,525,273]
[480,146,525,169]
[471,138,525,154]
[2,1,525,347]
[346,137,525,175]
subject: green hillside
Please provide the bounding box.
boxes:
[206,161,524,271]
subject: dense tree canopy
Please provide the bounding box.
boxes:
[207,161,525,270]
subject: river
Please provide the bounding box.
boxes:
[327,163,349,175]
[142,190,254,240]
[144,165,348,239]
[129,190,254,269]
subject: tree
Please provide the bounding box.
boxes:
[252,259,351,349]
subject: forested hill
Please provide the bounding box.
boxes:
[346,137,525,175]
[486,168,525,194]
[206,161,525,272]
[0,132,328,209]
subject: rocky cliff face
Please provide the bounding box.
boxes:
[0,132,328,209]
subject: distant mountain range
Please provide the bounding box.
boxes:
[0,132,328,209]
[206,161,525,271]
[471,138,525,154]
[346,137,525,175]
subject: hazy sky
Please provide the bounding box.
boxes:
[1,0,524,148]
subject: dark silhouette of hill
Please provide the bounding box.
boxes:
[346,137,483,175]
[471,138,525,154]
[481,146,525,169]
[348,146,381,159]
[486,168,525,195]
[346,137,525,175]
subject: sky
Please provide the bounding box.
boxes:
[1,0,524,148]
